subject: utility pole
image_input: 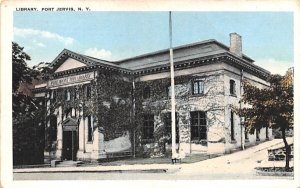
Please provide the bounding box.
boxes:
[169,11,178,161]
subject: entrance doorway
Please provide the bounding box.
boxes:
[62,117,79,161]
[63,131,78,160]
[63,131,77,161]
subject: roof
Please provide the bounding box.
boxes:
[49,39,269,78]
[50,49,123,70]
[115,39,254,64]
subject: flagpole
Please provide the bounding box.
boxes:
[169,11,177,161]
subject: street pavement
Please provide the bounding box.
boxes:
[13,138,294,180]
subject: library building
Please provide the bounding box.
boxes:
[34,33,272,161]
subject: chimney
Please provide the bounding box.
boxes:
[229,33,242,57]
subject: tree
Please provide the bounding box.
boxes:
[12,42,46,165]
[12,42,39,92]
[238,69,293,170]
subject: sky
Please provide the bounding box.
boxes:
[13,12,294,75]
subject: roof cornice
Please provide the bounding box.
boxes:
[50,51,269,80]
[131,52,269,80]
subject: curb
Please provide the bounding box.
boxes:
[14,169,168,174]
[13,166,181,174]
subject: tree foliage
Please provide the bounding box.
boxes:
[12,42,46,165]
[237,69,293,170]
[12,42,41,121]
[12,42,39,93]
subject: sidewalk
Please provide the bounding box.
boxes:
[13,163,181,173]
[13,138,292,175]
[176,137,293,179]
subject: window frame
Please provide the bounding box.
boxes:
[75,88,79,99]
[143,86,151,99]
[190,111,207,144]
[192,79,204,95]
[65,89,70,101]
[86,85,91,98]
[229,79,236,96]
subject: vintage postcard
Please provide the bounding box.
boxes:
[0,0,299,188]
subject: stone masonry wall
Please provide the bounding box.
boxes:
[135,69,227,156]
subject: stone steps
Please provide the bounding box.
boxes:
[52,160,83,167]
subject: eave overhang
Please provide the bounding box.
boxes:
[131,52,270,80]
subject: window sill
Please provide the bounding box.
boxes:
[191,140,207,146]
[190,93,205,98]
[86,141,93,144]
[245,139,250,143]
[229,94,237,97]
[230,139,237,144]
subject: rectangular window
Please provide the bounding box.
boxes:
[87,116,93,142]
[86,85,91,98]
[65,90,70,101]
[266,127,269,139]
[164,112,179,143]
[143,114,154,139]
[231,111,235,141]
[166,85,170,97]
[193,80,204,95]
[143,86,151,99]
[230,79,236,95]
[190,111,207,144]
[75,89,79,99]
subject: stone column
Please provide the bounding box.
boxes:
[91,127,106,160]
[56,106,63,159]
[98,127,106,159]
[178,110,191,156]
[207,110,226,154]
[77,117,85,159]
[91,127,99,160]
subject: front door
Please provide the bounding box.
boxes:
[63,131,77,160]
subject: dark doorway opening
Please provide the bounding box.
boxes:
[62,131,78,161]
